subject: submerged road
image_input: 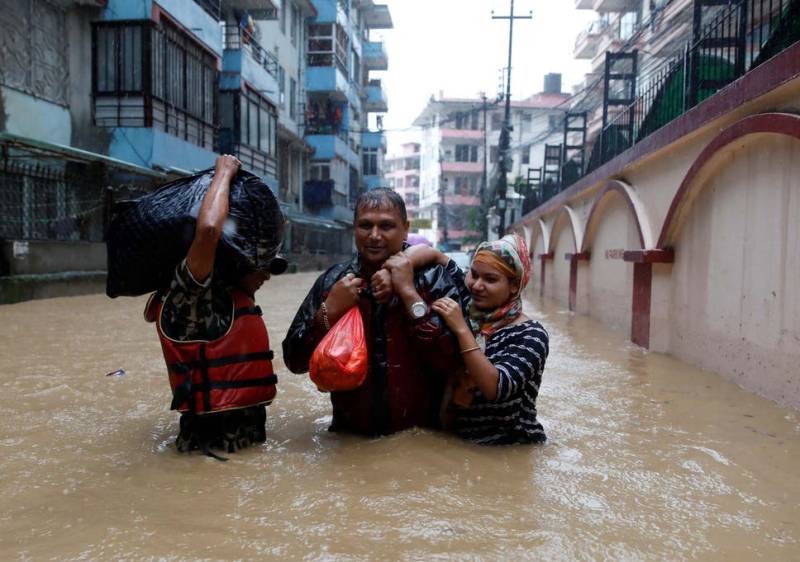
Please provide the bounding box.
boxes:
[0,271,798,560]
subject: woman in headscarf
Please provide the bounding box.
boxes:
[381,234,548,445]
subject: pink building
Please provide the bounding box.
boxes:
[386,142,421,219]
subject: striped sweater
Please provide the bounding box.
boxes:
[455,320,549,445]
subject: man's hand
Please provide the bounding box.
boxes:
[215,154,241,178]
[371,269,393,304]
[383,253,415,299]
[324,273,364,324]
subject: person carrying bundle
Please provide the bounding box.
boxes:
[142,155,286,459]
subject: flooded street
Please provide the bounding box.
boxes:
[1,271,799,561]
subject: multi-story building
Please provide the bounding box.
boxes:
[412,98,486,250]
[302,0,392,246]
[413,76,569,249]
[0,0,186,303]
[572,0,693,153]
[385,142,421,220]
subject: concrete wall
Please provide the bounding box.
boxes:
[0,87,71,145]
[511,44,800,408]
[585,194,638,331]
[2,240,106,276]
[669,135,800,406]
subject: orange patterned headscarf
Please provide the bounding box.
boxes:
[467,234,531,337]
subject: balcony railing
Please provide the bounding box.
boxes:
[223,24,279,79]
[574,19,609,58]
[533,0,800,205]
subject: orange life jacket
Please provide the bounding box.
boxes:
[145,288,277,413]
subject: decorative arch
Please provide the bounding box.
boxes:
[525,218,550,258]
[658,112,800,248]
[581,179,653,252]
[548,205,582,254]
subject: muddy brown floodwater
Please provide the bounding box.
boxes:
[1,271,799,561]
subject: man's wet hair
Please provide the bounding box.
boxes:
[353,188,407,223]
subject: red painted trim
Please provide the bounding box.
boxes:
[631,263,652,348]
[539,258,546,298]
[512,41,800,229]
[568,258,578,312]
[565,252,591,261]
[582,180,646,251]
[623,249,675,263]
[538,252,554,260]
[657,113,800,248]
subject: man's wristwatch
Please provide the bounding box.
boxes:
[409,301,428,320]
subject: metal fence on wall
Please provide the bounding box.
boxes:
[0,162,106,242]
[548,0,800,195]
[586,0,799,175]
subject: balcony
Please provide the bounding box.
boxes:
[646,0,693,57]
[592,0,638,13]
[364,175,383,190]
[363,40,388,70]
[305,66,351,101]
[574,19,609,59]
[440,128,484,140]
[441,161,483,174]
[223,1,279,16]
[364,79,388,112]
[222,25,280,105]
[305,134,360,168]
[361,130,386,151]
[362,4,393,29]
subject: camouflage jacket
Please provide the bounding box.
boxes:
[160,259,233,342]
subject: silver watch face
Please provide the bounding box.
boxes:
[410,301,427,319]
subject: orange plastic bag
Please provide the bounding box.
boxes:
[309,306,368,392]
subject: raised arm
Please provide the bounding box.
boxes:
[185,155,240,283]
[402,245,450,269]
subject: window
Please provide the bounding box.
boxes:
[454,176,471,194]
[471,111,480,130]
[522,150,530,165]
[491,113,503,131]
[351,49,360,84]
[310,163,331,180]
[363,148,379,176]
[240,89,278,156]
[549,114,560,130]
[308,23,348,74]
[290,4,299,45]
[289,77,297,120]
[280,3,287,34]
[278,66,286,107]
[93,20,217,150]
[455,145,478,162]
[521,113,532,133]
[490,145,499,163]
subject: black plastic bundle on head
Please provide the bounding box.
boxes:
[106,169,284,298]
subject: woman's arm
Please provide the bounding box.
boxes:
[402,245,450,269]
[431,297,500,401]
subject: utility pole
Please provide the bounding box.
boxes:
[480,92,489,242]
[492,0,532,237]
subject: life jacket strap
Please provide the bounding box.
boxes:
[168,350,274,374]
[234,305,262,317]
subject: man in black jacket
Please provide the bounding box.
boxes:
[282,189,468,436]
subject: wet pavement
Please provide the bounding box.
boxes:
[1,271,799,560]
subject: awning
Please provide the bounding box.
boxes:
[284,212,347,230]
[0,132,167,180]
